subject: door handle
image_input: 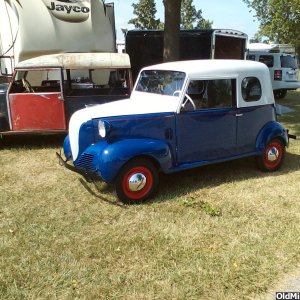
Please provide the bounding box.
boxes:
[165,128,173,140]
[235,113,243,117]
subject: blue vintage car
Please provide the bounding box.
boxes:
[58,59,290,204]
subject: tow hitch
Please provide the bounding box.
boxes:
[288,130,297,140]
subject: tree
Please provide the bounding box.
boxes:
[243,0,300,54]
[128,0,181,61]
[163,0,181,62]
[128,0,161,29]
[194,11,213,29]
[181,0,212,29]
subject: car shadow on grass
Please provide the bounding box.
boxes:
[0,134,66,149]
[79,178,126,208]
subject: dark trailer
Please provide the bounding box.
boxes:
[126,29,248,80]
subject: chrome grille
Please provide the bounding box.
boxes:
[76,153,95,172]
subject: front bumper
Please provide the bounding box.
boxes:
[56,151,99,182]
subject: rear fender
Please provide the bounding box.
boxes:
[256,121,288,152]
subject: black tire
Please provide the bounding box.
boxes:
[115,158,159,204]
[274,89,287,99]
[256,139,285,172]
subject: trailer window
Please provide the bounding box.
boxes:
[186,79,236,110]
[0,56,13,76]
[241,77,261,102]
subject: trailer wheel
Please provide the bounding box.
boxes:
[256,139,285,172]
[116,158,159,204]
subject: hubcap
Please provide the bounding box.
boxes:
[128,173,147,192]
[267,146,279,162]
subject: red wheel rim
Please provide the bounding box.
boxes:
[122,166,153,201]
[263,141,283,169]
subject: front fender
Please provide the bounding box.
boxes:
[63,135,72,161]
[76,138,173,182]
[256,121,288,153]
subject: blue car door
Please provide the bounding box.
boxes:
[176,79,238,164]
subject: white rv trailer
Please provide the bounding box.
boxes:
[0,0,117,82]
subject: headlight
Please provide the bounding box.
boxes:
[98,120,106,138]
[98,120,112,138]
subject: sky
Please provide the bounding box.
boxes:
[113,0,260,41]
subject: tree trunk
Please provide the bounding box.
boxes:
[163,0,181,62]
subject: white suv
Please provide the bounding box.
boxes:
[247,51,300,99]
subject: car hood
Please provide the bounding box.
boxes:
[88,92,179,118]
[69,92,180,160]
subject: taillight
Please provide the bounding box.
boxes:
[274,70,282,81]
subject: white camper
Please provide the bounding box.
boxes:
[0,0,117,82]
[0,1,135,138]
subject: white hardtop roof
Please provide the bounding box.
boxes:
[142,59,269,78]
[248,43,295,54]
[16,53,131,69]
[140,59,274,107]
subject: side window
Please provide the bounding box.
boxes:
[259,55,274,68]
[185,79,236,110]
[241,77,262,102]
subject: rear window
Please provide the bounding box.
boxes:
[241,77,262,102]
[259,55,274,68]
[280,55,298,69]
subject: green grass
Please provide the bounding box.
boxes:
[1,91,300,299]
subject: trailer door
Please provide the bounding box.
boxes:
[8,69,66,132]
[214,32,246,60]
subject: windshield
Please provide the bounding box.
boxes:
[135,70,186,96]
